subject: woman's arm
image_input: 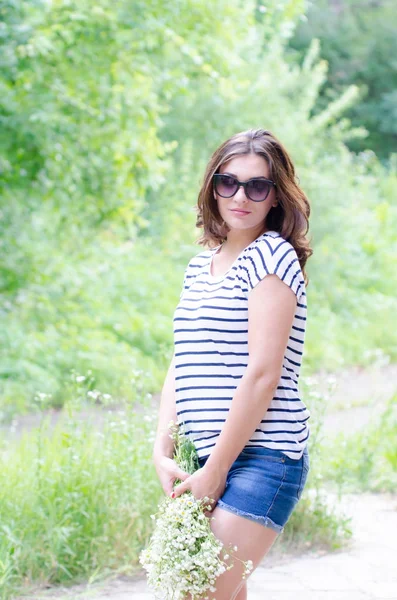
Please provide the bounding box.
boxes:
[153,352,178,461]
[204,272,297,475]
[153,352,190,495]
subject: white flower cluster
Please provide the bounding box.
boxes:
[140,491,243,599]
[140,421,253,599]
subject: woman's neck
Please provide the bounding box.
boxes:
[222,226,269,254]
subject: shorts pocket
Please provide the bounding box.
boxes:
[239,446,286,463]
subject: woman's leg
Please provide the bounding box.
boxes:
[232,582,247,600]
[199,504,279,600]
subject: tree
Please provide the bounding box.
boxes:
[288,0,397,161]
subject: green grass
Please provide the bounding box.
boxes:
[0,392,161,599]
[317,395,397,494]
[278,490,353,554]
[271,374,354,554]
[1,350,394,600]
[0,372,355,600]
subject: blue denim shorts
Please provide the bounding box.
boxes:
[198,445,310,534]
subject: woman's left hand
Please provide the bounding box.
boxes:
[171,464,227,508]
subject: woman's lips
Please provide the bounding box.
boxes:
[230,209,251,216]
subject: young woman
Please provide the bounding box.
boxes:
[153,128,313,600]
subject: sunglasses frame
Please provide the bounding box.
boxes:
[213,173,277,203]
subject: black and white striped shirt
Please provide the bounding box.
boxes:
[173,230,310,460]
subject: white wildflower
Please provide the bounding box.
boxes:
[140,422,253,599]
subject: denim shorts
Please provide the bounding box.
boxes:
[198,445,310,534]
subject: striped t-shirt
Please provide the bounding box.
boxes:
[173,230,310,460]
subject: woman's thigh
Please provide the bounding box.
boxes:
[196,505,278,600]
[189,445,310,599]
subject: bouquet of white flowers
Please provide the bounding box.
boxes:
[140,422,253,600]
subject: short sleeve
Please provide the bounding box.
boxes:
[240,237,305,301]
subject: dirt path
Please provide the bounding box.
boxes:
[318,362,397,437]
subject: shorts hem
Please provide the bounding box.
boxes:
[216,499,284,534]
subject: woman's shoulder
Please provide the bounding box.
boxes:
[243,230,297,264]
[241,231,305,300]
[257,229,294,250]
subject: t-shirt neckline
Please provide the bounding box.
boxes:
[207,230,278,282]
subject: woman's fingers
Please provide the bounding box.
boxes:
[159,457,190,481]
[172,466,190,482]
[171,477,191,498]
[203,501,216,518]
[157,457,190,495]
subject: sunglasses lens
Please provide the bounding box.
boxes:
[214,175,238,197]
[246,179,271,201]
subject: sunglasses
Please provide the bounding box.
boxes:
[213,173,276,202]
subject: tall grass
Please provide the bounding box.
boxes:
[318,394,397,494]
[0,372,352,600]
[0,384,161,599]
[277,373,353,554]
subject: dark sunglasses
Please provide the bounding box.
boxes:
[213,173,276,202]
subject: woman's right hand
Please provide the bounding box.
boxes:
[153,455,190,496]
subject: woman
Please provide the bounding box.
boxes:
[153,128,313,600]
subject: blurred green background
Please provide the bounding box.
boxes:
[1,0,396,419]
[0,1,396,597]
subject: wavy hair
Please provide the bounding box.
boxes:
[195,128,313,285]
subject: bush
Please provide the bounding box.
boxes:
[318,395,397,493]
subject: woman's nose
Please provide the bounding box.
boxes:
[234,185,250,203]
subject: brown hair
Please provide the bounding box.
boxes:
[195,128,313,285]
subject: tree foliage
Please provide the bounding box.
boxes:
[0,0,396,417]
[288,0,397,161]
